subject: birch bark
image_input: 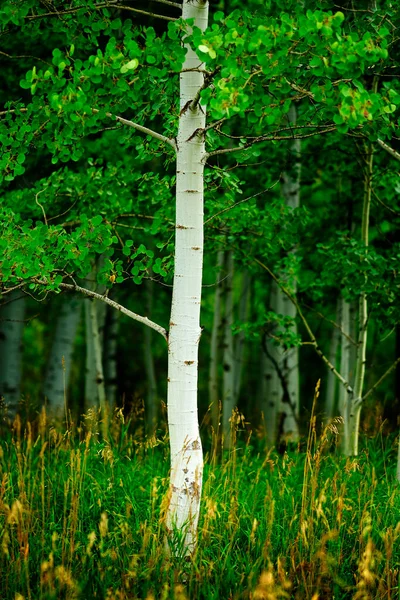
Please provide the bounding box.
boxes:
[261,282,281,446]
[324,301,340,423]
[43,294,81,418]
[104,305,119,409]
[338,296,351,452]
[347,144,373,456]
[277,104,301,440]
[0,291,25,419]
[165,0,208,555]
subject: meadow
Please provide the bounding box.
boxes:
[0,407,399,600]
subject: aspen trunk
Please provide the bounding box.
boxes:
[104,305,119,409]
[84,266,106,413]
[261,282,281,446]
[209,250,224,430]
[338,297,351,453]
[222,250,235,447]
[44,295,81,418]
[325,301,340,423]
[166,0,208,555]
[277,104,300,441]
[347,143,373,456]
[0,291,25,419]
[144,280,158,432]
[84,298,96,407]
[234,270,250,405]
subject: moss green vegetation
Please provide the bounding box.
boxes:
[0,409,399,600]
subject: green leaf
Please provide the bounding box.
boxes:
[120,59,139,73]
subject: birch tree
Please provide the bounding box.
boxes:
[0,292,25,419]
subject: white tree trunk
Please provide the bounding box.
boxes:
[208,250,224,430]
[222,250,235,447]
[347,144,373,456]
[0,291,25,419]
[44,295,81,417]
[324,301,340,423]
[84,298,97,407]
[84,267,106,413]
[277,104,300,441]
[260,282,281,446]
[166,0,208,555]
[338,297,351,453]
[104,305,119,409]
[234,270,250,405]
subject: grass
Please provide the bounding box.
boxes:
[0,407,399,600]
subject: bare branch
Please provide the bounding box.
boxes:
[206,128,336,159]
[151,0,182,7]
[252,256,353,394]
[35,189,48,226]
[111,5,176,21]
[50,281,169,341]
[24,1,177,22]
[362,357,400,401]
[204,179,280,225]
[0,50,51,66]
[92,108,176,150]
[377,138,400,162]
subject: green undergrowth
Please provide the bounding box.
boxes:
[0,411,399,600]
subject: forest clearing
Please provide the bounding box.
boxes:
[1,0,400,598]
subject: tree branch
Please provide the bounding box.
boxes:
[362,357,400,402]
[206,128,336,159]
[204,179,280,225]
[92,108,176,150]
[24,1,177,22]
[377,138,400,162]
[252,256,353,394]
[31,279,168,341]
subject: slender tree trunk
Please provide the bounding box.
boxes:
[234,270,250,405]
[103,305,119,409]
[347,143,373,456]
[277,104,301,440]
[44,294,81,418]
[88,297,106,414]
[144,279,158,432]
[338,297,351,453]
[84,266,106,413]
[222,250,235,447]
[0,291,25,419]
[209,250,224,430]
[84,298,96,407]
[325,300,340,423]
[166,0,208,555]
[261,282,281,446]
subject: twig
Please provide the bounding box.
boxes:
[91,108,176,150]
[252,256,353,394]
[35,189,48,226]
[377,138,400,162]
[362,357,400,402]
[204,179,280,225]
[206,128,336,159]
